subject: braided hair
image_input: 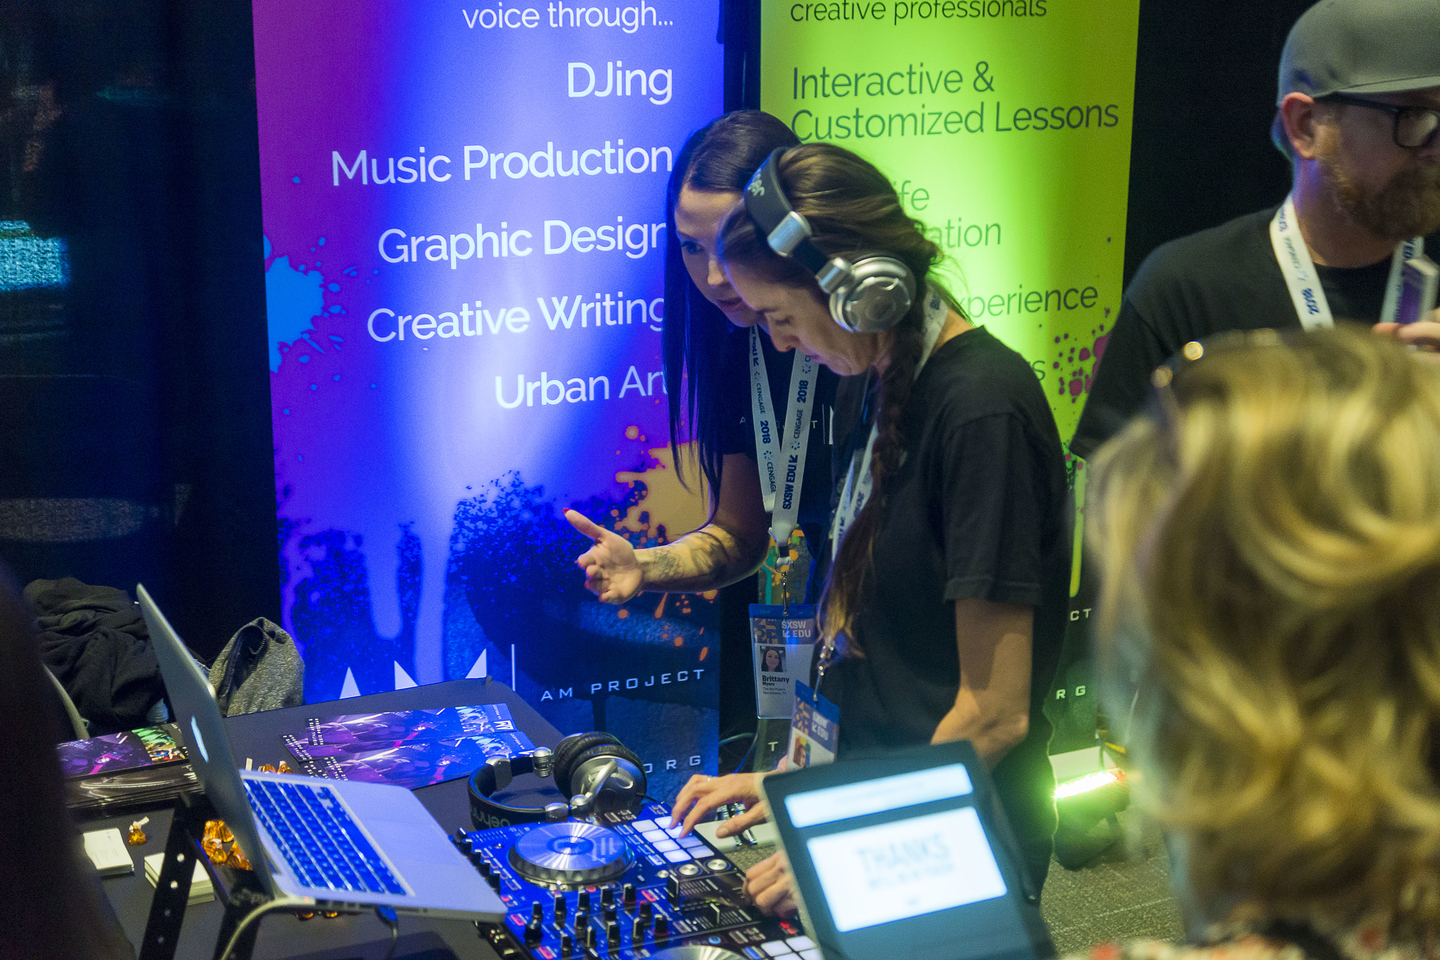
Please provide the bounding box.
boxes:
[716,143,949,650]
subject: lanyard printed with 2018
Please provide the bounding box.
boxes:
[1270,194,1423,330]
[828,289,949,561]
[817,289,950,683]
[749,328,820,561]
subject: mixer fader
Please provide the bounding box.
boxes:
[454,803,820,960]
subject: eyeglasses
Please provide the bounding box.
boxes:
[1149,329,1285,426]
[1324,93,1440,150]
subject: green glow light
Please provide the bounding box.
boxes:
[1053,769,1122,801]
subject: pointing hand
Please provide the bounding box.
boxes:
[566,509,644,604]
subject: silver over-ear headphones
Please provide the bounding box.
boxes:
[742,148,916,334]
[468,732,647,828]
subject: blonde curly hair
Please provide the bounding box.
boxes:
[1087,326,1440,928]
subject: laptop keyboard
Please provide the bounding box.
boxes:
[244,779,406,895]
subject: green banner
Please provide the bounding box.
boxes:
[759,0,1139,443]
[760,0,1141,753]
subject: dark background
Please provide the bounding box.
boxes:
[0,0,1311,676]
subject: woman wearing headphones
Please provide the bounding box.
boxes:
[564,112,839,606]
[673,143,1070,908]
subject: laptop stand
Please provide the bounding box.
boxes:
[139,792,275,960]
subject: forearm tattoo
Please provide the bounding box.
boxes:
[639,524,766,592]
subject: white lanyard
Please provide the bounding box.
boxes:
[749,328,820,555]
[829,289,950,561]
[1270,195,1422,330]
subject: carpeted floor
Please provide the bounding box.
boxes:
[1040,812,1186,955]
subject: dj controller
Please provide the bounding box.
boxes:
[454,803,820,960]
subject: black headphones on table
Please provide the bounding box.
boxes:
[742,147,916,334]
[468,732,648,828]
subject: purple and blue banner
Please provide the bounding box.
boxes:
[253,0,724,798]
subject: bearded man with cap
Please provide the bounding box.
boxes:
[1070,0,1440,459]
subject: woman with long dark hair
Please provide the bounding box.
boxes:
[672,143,1070,910]
[565,112,839,604]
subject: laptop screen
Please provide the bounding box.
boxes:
[761,742,1053,960]
[137,584,279,895]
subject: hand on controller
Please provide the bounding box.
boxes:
[669,772,769,838]
[566,509,644,604]
[744,852,798,918]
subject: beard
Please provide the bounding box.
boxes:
[1320,144,1440,240]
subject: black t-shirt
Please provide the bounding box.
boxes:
[825,326,1070,888]
[1071,206,1440,459]
[720,325,841,577]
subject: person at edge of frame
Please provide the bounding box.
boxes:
[669,142,1070,912]
[1070,0,1440,461]
[0,563,134,960]
[563,112,840,605]
[1072,326,1440,960]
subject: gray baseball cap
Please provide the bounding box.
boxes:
[1278,0,1440,104]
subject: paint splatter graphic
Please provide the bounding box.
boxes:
[1052,311,1111,403]
[442,456,718,801]
[289,524,421,704]
[276,442,720,802]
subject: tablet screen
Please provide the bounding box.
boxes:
[784,764,974,827]
[763,745,1052,960]
[807,806,1007,932]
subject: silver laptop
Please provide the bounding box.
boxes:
[137,583,506,920]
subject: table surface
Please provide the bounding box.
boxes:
[88,677,578,960]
